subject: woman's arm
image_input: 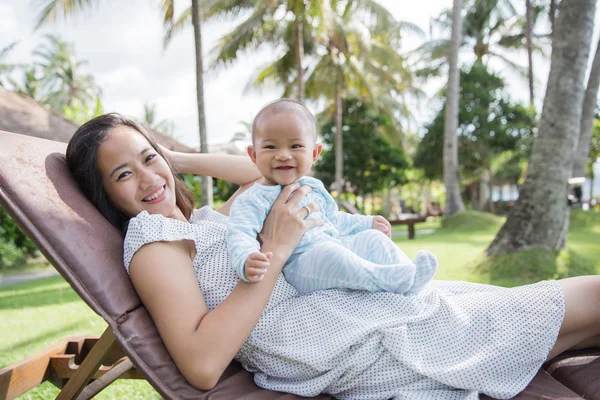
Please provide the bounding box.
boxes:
[166,148,261,186]
[214,179,259,216]
[129,183,323,390]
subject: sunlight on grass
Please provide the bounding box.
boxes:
[2,209,599,398]
[0,277,160,399]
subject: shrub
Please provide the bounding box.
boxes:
[0,207,39,270]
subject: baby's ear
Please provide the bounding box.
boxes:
[247,145,257,164]
[312,143,323,162]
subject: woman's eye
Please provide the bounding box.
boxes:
[145,154,157,162]
[117,171,131,181]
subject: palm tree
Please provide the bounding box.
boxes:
[0,42,22,88]
[209,0,420,194]
[33,35,100,113]
[301,1,420,195]
[154,0,215,206]
[161,0,308,102]
[525,0,534,107]
[443,0,467,216]
[142,102,175,136]
[415,0,550,94]
[487,0,596,255]
[8,67,44,100]
[572,35,600,180]
[203,0,317,104]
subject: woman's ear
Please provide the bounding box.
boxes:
[312,143,323,162]
[247,145,257,165]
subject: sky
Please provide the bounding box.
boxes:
[1,0,599,149]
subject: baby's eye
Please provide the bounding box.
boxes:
[291,144,303,149]
[264,145,276,149]
[117,171,131,181]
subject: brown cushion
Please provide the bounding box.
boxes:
[0,130,329,400]
[545,350,600,399]
[481,369,583,399]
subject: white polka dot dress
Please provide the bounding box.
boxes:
[123,207,565,400]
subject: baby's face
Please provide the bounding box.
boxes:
[249,113,322,186]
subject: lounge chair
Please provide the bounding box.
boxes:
[0,130,599,400]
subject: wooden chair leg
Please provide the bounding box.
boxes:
[1,327,142,400]
[0,337,83,399]
[76,358,134,400]
[56,327,117,400]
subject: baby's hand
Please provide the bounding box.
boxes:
[372,215,392,238]
[244,251,272,283]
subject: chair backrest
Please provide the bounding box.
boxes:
[0,130,328,400]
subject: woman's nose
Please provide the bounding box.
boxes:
[139,169,158,190]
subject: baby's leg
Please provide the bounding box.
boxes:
[283,241,417,294]
[343,230,438,295]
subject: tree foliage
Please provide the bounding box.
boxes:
[414,62,534,181]
[315,98,408,197]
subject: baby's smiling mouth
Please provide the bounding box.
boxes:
[275,166,295,170]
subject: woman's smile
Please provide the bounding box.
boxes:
[142,185,167,203]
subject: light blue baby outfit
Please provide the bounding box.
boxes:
[227,176,437,294]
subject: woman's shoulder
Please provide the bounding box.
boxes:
[123,208,225,274]
[190,205,229,224]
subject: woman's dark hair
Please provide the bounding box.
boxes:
[66,113,195,232]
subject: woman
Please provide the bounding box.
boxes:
[66,113,600,400]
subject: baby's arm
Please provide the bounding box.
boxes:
[305,177,374,236]
[226,195,271,282]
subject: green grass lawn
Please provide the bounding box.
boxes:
[2,210,599,399]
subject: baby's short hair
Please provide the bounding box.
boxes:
[252,98,317,142]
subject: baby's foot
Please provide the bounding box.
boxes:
[405,250,438,295]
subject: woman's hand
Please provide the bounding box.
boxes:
[158,144,176,168]
[259,183,324,259]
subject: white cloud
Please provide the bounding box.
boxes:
[0,4,18,37]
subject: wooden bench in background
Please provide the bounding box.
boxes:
[388,213,427,240]
[339,202,428,240]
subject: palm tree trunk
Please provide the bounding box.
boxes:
[591,167,596,200]
[335,79,343,198]
[191,0,212,207]
[525,0,535,107]
[487,0,596,256]
[295,18,305,104]
[443,0,466,216]
[550,0,557,39]
[572,35,600,179]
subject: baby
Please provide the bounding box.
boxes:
[226,99,437,295]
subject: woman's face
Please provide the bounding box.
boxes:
[96,125,183,220]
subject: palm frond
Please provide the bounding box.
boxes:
[163,5,192,48]
[204,0,258,20]
[397,21,426,38]
[34,0,95,29]
[0,42,18,60]
[487,50,526,76]
[208,9,276,71]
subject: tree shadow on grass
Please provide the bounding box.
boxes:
[0,320,91,368]
[469,248,597,288]
[0,276,80,310]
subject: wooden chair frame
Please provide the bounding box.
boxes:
[0,326,142,400]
